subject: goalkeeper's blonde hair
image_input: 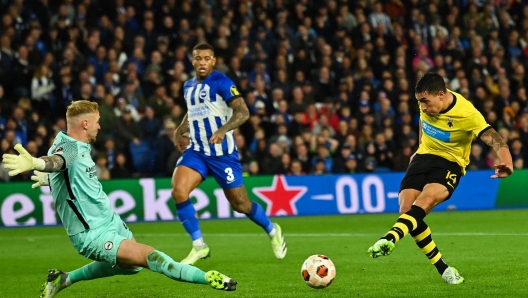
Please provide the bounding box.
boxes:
[66,100,99,119]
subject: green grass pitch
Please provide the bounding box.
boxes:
[1,209,527,297]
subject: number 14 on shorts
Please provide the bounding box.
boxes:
[446,170,457,189]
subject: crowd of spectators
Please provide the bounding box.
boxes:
[1,0,528,182]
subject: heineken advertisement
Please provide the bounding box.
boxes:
[1,170,527,227]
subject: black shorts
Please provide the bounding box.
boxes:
[400,154,462,200]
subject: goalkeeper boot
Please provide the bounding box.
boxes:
[40,269,68,298]
[270,223,287,259]
[205,270,237,291]
[367,239,395,258]
[442,267,465,284]
[180,243,210,265]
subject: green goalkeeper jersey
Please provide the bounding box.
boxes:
[47,132,114,236]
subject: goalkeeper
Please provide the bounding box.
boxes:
[2,100,237,298]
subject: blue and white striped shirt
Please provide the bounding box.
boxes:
[183,71,241,156]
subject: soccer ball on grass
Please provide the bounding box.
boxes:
[300,254,336,289]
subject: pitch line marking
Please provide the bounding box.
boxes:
[2,232,528,240]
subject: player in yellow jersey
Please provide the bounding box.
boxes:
[367,72,513,284]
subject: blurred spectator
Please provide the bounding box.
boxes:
[102,138,117,170]
[374,132,393,169]
[77,83,96,102]
[98,94,117,138]
[369,1,392,35]
[247,160,260,176]
[87,45,109,83]
[514,157,524,169]
[509,138,526,166]
[375,97,396,130]
[301,80,316,104]
[110,153,132,179]
[293,142,312,173]
[269,123,292,150]
[412,45,434,72]
[148,85,172,119]
[31,64,55,112]
[269,89,286,114]
[248,59,271,87]
[12,46,32,99]
[95,152,110,180]
[260,143,282,175]
[114,97,141,122]
[289,111,309,138]
[121,80,146,113]
[392,142,413,172]
[344,154,359,174]
[156,120,178,177]
[236,133,254,173]
[312,114,336,137]
[11,106,28,144]
[311,145,333,173]
[114,107,142,154]
[289,159,306,176]
[288,87,306,115]
[333,143,355,174]
[313,67,336,102]
[226,56,243,87]
[311,158,328,175]
[279,152,292,175]
[468,144,489,170]
[271,69,291,100]
[139,106,162,145]
[54,73,73,119]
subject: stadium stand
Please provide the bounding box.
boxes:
[0,0,527,181]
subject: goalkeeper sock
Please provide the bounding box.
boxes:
[176,200,203,246]
[382,205,426,243]
[147,250,207,284]
[247,201,274,234]
[410,221,449,275]
[68,261,141,285]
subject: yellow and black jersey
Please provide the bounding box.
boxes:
[416,89,490,175]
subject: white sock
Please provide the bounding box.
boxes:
[63,273,73,287]
[268,227,277,238]
[192,238,206,250]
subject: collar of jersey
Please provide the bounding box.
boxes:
[439,92,457,114]
[59,131,91,149]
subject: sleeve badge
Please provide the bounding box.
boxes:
[230,85,240,96]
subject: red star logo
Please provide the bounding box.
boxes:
[252,175,307,216]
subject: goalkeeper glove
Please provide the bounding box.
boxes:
[2,144,45,176]
[31,170,49,188]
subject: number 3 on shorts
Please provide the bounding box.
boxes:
[225,167,235,182]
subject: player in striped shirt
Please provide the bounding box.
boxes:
[172,43,287,265]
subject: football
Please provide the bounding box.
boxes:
[300,254,336,289]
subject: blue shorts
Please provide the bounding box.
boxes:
[177,149,243,189]
[69,213,133,266]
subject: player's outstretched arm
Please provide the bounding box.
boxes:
[479,127,513,178]
[210,97,249,144]
[2,144,65,176]
[40,155,66,172]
